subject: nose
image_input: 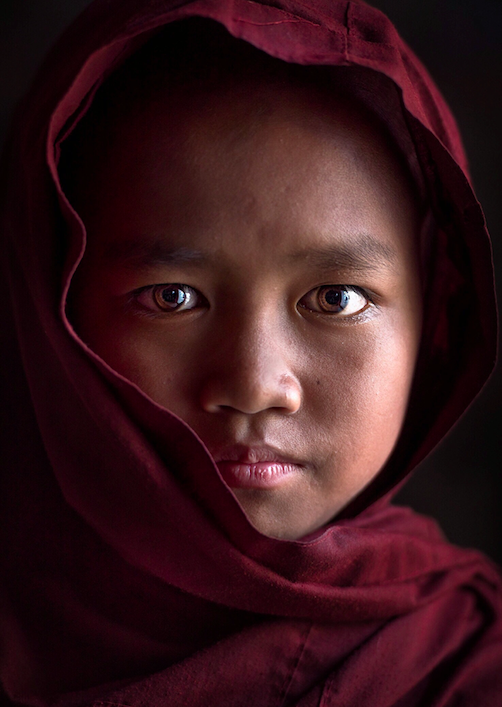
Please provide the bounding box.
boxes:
[199,317,302,416]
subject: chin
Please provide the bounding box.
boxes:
[234,489,342,541]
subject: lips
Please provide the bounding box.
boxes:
[210,444,304,490]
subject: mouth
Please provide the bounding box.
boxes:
[210,444,305,490]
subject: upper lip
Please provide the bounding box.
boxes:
[209,444,304,466]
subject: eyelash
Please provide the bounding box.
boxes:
[130,284,204,316]
[128,283,375,320]
[298,285,373,318]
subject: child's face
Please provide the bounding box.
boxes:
[70,81,422,540]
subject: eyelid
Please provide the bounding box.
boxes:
[132,283,205,314]
[298,285,373,318]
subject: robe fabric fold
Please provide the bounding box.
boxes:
[1,1,501,705]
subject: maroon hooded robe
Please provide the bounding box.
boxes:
[0,1,501,705]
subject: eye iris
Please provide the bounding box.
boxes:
[319,287,348,312]
[154,286,186,310]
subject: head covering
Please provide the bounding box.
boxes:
[0,1,501,705]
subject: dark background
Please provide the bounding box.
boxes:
[1,1,501,563]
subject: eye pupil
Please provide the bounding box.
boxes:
[155,285,186,309]
[320,287,349,311]
[162,287,183,304]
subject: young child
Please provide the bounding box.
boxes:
[0,1,500,705]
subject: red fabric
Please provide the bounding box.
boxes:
[0,0,501,705]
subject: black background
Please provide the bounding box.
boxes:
[1,0,501,563]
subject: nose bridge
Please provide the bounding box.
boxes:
[200,305,302,415]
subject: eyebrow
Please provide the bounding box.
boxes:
[103,242,209,269]
[288,235,397,273]
[103,233,397,273]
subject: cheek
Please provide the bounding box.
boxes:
[305,322,418,476]
[75,306,201,409]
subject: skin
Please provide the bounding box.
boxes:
[68,79,423,540]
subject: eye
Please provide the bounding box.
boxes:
[298,285,370,317]
[134,284,202,313]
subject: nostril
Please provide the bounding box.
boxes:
[199,372,302,415]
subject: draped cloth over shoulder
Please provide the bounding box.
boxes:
[0,1,500,705]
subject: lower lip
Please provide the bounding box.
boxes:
[216,461,300,489]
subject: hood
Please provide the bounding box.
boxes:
[0,0,499,703]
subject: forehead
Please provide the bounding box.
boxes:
[66,28,418,200]
[62,36,421,283]
[74,77,419,258]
